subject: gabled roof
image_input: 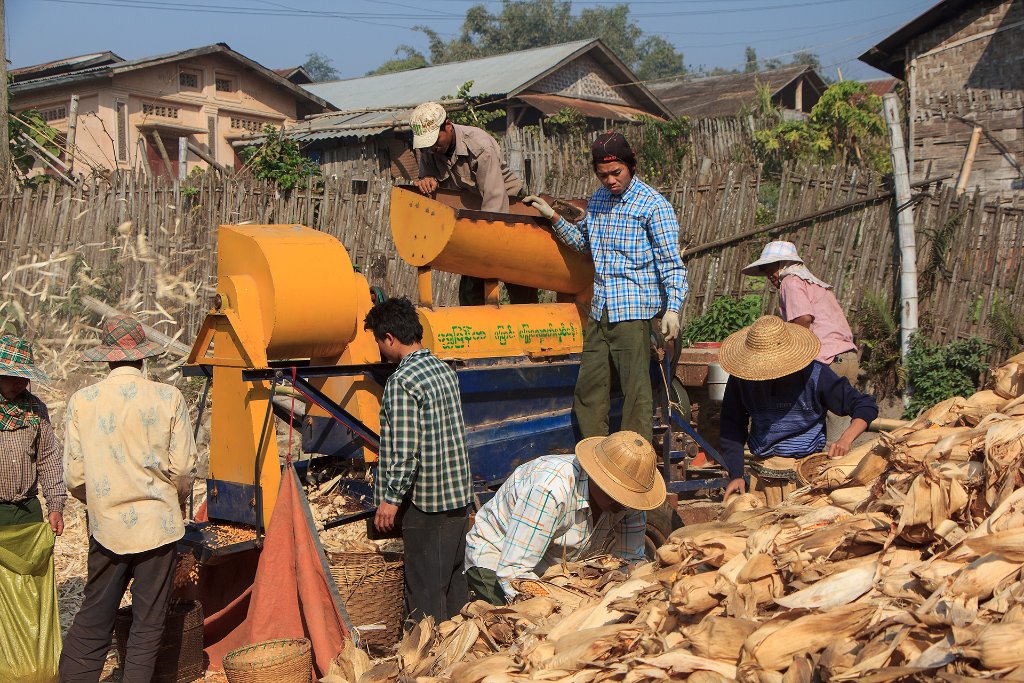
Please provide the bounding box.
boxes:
[304,39,672,119]
[859,0,979,78]
[862,78,900,96]
[274,66,313,85]
[10,51,123,82]
[648,65,826,118]
[11,44,334,115]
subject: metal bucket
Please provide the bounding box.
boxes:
[706,362,729,402]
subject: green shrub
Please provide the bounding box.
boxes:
[903,334,989,419]
[681,295,762,344]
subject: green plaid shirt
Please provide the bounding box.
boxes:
[376,349,473,512]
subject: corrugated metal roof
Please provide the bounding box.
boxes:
[305,40,595,110]
[232,107,415,147]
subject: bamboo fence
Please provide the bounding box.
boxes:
[2,160,1022,362]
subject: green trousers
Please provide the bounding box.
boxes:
[574,311,653,446]
[466,566,507,606]
[0,496,43,526]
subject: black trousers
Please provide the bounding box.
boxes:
[401,503,469,624]
[59,538,177,683]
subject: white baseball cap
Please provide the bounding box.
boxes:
[410,102,447,149]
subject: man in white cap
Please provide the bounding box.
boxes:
[718,316,877,505]
[742,241,859,441]
[60,315,197,682]
[465,431,665,604]
[409,101,535,305]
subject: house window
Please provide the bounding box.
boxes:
[142,102,180,119]
[216,76,235,93]
[39,105,67,123]
[116,101,128,162]
[230,116,268,134]
[179,69,202,92]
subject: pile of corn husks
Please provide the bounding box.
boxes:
[331,354,1024,683]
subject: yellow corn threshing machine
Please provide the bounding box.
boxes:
[183,187,728,562]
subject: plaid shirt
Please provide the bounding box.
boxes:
[465,453,646,599]
[553,178,688,323]
[0,393,65,515]
[376,349,473,512]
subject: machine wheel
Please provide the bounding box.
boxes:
[644,500,683,560]
[671,378,692,425]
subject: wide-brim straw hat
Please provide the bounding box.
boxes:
[576,431,667,511]
[718,315,820,381]
[0,334,48,382]
[741,240,803,276]
[83,315,163,362]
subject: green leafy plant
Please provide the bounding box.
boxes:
[990,294,1023,356]
[681,294,761,344]
[753,81,888,174]
[442,81,505,131]
[9,108,63,178]
[903,334,989,419]
[542,107,586,136]
[852,290,903,398]
[634,116,693,185]
[239,125,320,191]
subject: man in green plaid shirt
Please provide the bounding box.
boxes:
[364,296,473,624]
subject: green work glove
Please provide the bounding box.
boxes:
[661,311,681,342]
[523,195,555,219]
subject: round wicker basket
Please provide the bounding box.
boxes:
[223,638,312,683]
[328,551,404,652]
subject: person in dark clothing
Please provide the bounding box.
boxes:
[718,316,878,505]
[364,296,474,624]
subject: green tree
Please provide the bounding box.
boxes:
[367,46,429,76]
[373,1,685,80]
[239,125,320,191]
[744,46,758,73]
[441,81,505,130]
[302,52,340,81]
[753,80,888,173]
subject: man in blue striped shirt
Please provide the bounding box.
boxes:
[524,132,688,446]
[718,316,878,505]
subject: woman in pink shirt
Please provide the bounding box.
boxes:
[742,241,859,441]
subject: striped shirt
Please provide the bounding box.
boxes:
[552,177,688,323]
[376,348,473,512]
[719,362,879,480]
[0,393,65,515]
[465,453,646,599]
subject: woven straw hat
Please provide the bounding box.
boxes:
[576,431,666,511]
[0,335,48,382]
[718,315,820,381]
[741,241,803,276]
[83,315,163,362]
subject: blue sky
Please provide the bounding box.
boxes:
[8,0,932,81]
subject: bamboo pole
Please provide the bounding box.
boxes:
[955,126,983,196]
[66,94,80,174]
[882,93,919,400]
[149,131,175,179]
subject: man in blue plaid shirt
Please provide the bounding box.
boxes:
[364,297,473,624]
[525,132,688,446]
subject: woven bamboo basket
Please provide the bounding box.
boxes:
[328,551,404,651]
[113,600,204,683]
[223,638,312,683]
